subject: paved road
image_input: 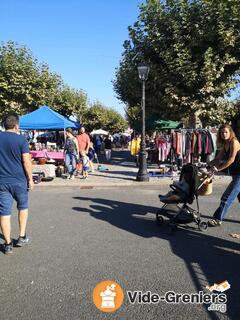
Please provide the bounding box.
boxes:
[0,185,239,320]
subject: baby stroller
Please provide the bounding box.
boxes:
[156,163,214,232]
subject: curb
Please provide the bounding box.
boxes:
[33,175,231,189]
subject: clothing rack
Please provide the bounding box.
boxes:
[171,128,216,165]
[149,129,216,176]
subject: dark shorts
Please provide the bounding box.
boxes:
[0,183,28,216]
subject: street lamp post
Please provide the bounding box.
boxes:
[136,63,149,182]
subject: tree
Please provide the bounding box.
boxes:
[0,41,62,118]
[114,0,240,126]
[105,108,128,132]
[82,102,127,133]
[0,41,127,132]
[124,105,141,130]
[53,85,88,121]
[0,41,90,122]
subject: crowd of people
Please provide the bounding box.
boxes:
[64,126,91,180]
[63,128,134,179]
[0,112,239,256]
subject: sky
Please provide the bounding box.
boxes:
[0,0,143,116]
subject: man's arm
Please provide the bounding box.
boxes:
[74,137,79,158]
[85,135,91,153]
[22,153,34,190]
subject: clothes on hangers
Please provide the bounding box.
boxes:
[171,129,216,164]
[155,136,171,162]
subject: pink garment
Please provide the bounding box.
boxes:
[158,141,170,161]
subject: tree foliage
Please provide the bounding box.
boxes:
[114,0,240,126]
[0,41,60,117]
[53,85,88,121]
[82,102,128,133]
[124,105,141,130]
[0,41,88,119]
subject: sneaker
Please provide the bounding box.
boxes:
[70,175,75,180]
[16,235,31,247]
[229,233,240,239]
[4,241,13,254]
[208,219,222,227]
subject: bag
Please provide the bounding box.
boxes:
[198,180,213,196]
[55,166,63,177]
[66,138,76,153]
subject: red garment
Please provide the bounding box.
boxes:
[191,133,197,154]
[76,133,90,152]
[156,138,166,148]
[197,132,202,154]
[176,132,181,155]
[205,133,209,154]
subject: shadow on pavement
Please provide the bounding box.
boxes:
[89,172,135,181]
[72,196,240,320]
[97,149,139,168]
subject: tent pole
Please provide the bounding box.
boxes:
[63,127,66,174]
[64,127,66,143]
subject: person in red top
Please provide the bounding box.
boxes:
[76,127,90,155]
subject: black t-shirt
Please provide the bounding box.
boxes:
[224,148,240,175]
[104,139,112,150]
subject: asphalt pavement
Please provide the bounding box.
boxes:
[0,150,239,320]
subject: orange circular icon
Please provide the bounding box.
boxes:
[93,280,124,313]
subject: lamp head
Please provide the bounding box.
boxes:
[137,64,149,81]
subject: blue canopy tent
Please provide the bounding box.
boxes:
[19,106,80,130]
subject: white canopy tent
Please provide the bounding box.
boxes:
[91,129,109,135]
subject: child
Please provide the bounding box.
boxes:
[159,164,199,203]
[81,152,90,179]
[87,142,97,172]
[159,179,190,202]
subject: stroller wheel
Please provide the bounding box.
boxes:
[156,211,164,225]
[198,221,208,231]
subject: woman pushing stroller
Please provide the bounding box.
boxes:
[208,124,240,227]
